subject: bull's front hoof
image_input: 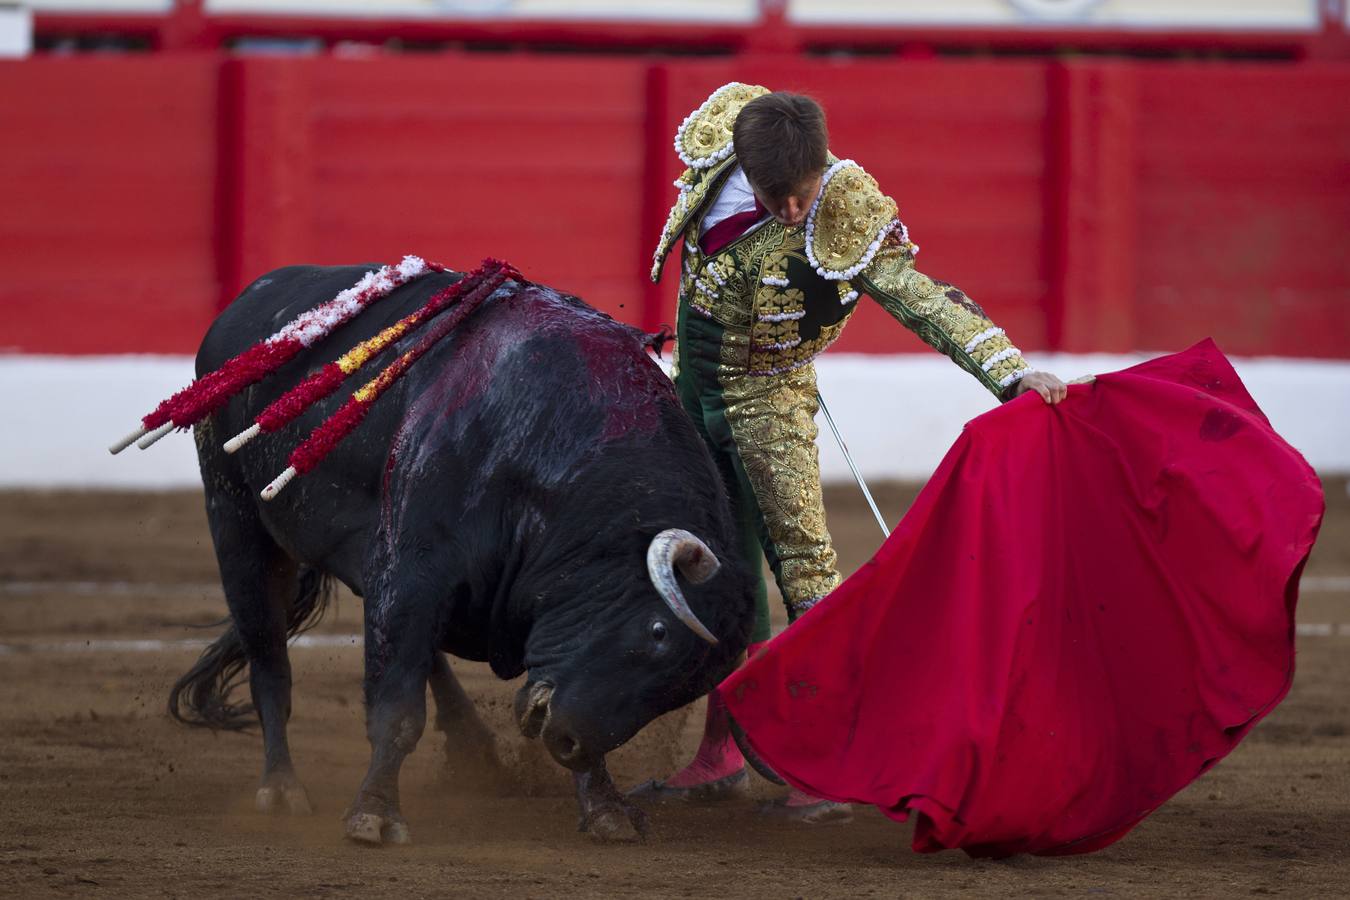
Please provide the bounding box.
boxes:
[344,812,412,846]
[580,802,648,844]
[255,778,313,816]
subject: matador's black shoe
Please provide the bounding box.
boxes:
[626,768,750,804]
[758,792,854,825]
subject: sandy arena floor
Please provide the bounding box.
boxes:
[1,481,1347,898]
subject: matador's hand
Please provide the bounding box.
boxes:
[1012,371,1068,405]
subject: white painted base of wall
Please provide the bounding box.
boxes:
[815,351,1350,482]
[2,352,1347,489]
[0,5,32,58]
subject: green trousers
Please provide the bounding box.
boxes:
[673,307,841,642]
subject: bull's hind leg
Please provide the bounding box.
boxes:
[202,480,313,816]
[343,583,439,845]
[428,653,503,784]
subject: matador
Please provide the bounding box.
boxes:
[630,84,1066,821]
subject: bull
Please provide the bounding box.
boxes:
[170,263,756,843]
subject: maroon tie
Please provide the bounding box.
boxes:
[699,198,768,256]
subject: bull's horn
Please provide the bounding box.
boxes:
[646,529,720,645]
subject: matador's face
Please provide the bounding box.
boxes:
[755,171,824,229]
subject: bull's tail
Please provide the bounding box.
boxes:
[168,567,335,730]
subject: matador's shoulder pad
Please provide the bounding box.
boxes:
[673,82,771,170]
[805,160,903,282]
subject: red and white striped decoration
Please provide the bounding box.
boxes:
[108,256,437,454]
[226,258,512,457]
[261,259,520,500]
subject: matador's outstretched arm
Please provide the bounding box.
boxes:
[859,233,1032,400]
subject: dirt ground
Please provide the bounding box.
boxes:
[1,481,1347,898]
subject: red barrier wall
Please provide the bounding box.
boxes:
[0,58,221,353]
[1,55,1347,357]
[1133,64,1350,357]
[219,55,651,327]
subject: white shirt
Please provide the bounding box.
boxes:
[699,166,763,233]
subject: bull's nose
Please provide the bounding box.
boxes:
[544,726,585,768]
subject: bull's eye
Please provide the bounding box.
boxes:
[650,621,668,642]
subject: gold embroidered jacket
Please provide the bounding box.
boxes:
[652,82,1032,396]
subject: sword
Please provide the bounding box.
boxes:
[817,391,890,539]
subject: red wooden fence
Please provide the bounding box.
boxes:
[0,57,221,353]
[1,55,1347,357]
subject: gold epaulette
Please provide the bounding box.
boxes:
[674,82,770,170]
[651,83,771,282]
[805,160,903,282]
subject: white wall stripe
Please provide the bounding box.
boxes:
[0,633,363,657]
[4,575,1348,596]
[0,581,223,596]
[1302,576,1350,592]
[5,353,1350,487]
[5,626,1348,657]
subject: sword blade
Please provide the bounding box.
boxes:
[816,390,891,539]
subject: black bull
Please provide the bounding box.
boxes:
[173,264,757,843]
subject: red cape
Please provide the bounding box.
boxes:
[721,341,1324,857]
